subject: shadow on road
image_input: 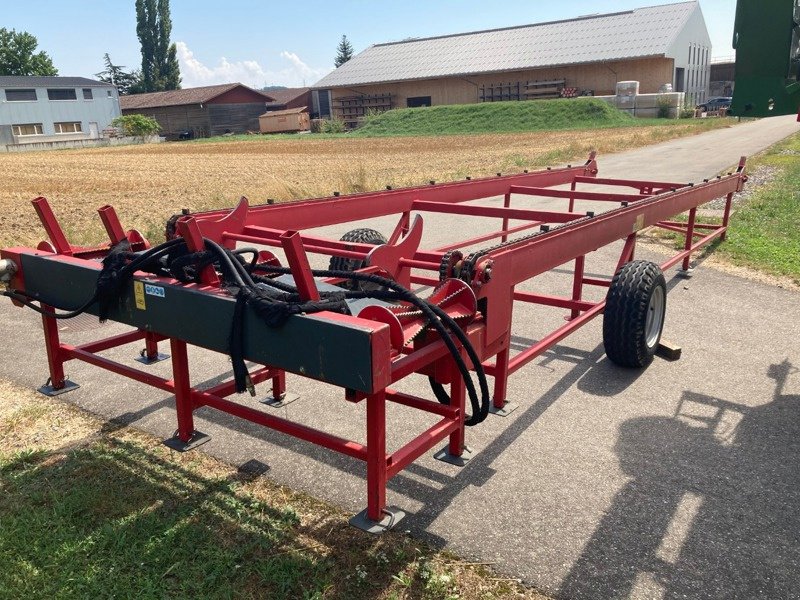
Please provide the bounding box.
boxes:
[559,360,800,599]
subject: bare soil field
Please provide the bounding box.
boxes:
[0,122,733,248]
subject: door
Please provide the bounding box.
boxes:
[89,122,99,139]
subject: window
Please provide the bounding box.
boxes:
[675,68,685,92]
[12,123,43,136]
[83,88,93,100]
[5,89,37,101]
[407,96,432,108]
[47,88,77,101]
[107,90,113,98]
[54,122,83,134]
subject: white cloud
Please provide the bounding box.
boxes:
[175,41,332,88]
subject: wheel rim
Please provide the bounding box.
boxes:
[645,286,665,348]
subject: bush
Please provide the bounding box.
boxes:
[679,106,696,119]
[111,114,161,137]
[656,96,673,119]
[319,117,347,134]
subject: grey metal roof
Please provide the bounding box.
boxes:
[314,1,698,88]
[0,76,114,88]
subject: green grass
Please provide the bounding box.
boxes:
[193,99,732,143]
[0,439,326,599]
[0,400,543,600]
[355,98,656,136]
[717,135,800,283]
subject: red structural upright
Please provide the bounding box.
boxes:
[0,152,749,532]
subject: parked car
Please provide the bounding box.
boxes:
[697,97,733,112]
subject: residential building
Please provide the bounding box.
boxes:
[0,76,120,148]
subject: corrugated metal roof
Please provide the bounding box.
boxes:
[264,87,310,106]
[260,106,308,117]
[0,76,114,88]
[119,83,274,110]
[314,1,697,88]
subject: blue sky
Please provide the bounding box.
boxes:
[4,0,737,88]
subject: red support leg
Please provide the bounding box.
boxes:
[489,346,517,416]
[261,368,300,408]
[721,192,734,241]
[136,331,169,364]
[163,338,210,451]
[433,356,472,465]
[571,255,586,320]
[366,390,387,521]
[447,369,466,457]
[502,192,511,243]
[682,207,697,272]
[616,233,638,271]
[38,306,79,395]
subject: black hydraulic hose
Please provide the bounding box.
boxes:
[1,237,188,320]
[253,264,490,426]
[1,289,99,319]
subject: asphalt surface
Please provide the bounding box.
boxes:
[2,115,799,599]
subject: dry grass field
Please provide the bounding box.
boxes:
[0,121,734,248]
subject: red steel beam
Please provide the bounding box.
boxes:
[191,163,598,235]
[494,176,743,285]
[509,186,649,203]
[411,200,584,223]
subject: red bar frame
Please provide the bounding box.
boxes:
[4,153,750,530]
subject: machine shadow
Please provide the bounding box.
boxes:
[558,359,800,599]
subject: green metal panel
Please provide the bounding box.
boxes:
[731,0,800,117]
[19,253,385,393]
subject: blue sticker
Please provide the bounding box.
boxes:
[144,284,165,298]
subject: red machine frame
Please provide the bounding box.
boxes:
[1,153,747,531]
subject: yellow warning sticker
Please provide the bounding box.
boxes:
[633,214,645,232]
[134,281,146,310]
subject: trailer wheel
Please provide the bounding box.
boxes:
[329,228,387,290]
[603,260,667,368]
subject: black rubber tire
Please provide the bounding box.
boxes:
[603,260,667,368]
[329,228,387,290]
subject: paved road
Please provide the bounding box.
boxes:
[2,115,799,599]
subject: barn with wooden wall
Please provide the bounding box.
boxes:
[120,83,274,139]
[312,1,711,127]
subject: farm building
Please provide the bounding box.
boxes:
[312,1,711,126]
[264,87,312,112]
[120,83,275,139]
[0,76,120,150]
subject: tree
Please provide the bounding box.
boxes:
[0,28,57,76]
[334,35,354,68]
[96,53,141,95]
[112,114,161,138]
[135,0,181,92]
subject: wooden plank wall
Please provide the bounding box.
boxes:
[122,105,209,139]
[330,57,674,109]
[208,104,266,135]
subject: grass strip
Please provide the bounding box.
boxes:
[0,380,548,600]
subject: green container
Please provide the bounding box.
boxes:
[730,0,800,117]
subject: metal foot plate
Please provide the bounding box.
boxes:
[433,445,474,466]
[489,401,518,417]
[676,268,694,278]
[38,379,80,396]
[260,392,300,409]
[135,352,170,365]
[349,506,406,534]
[162,431,211,452]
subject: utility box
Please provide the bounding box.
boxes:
[259,107,310,134]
